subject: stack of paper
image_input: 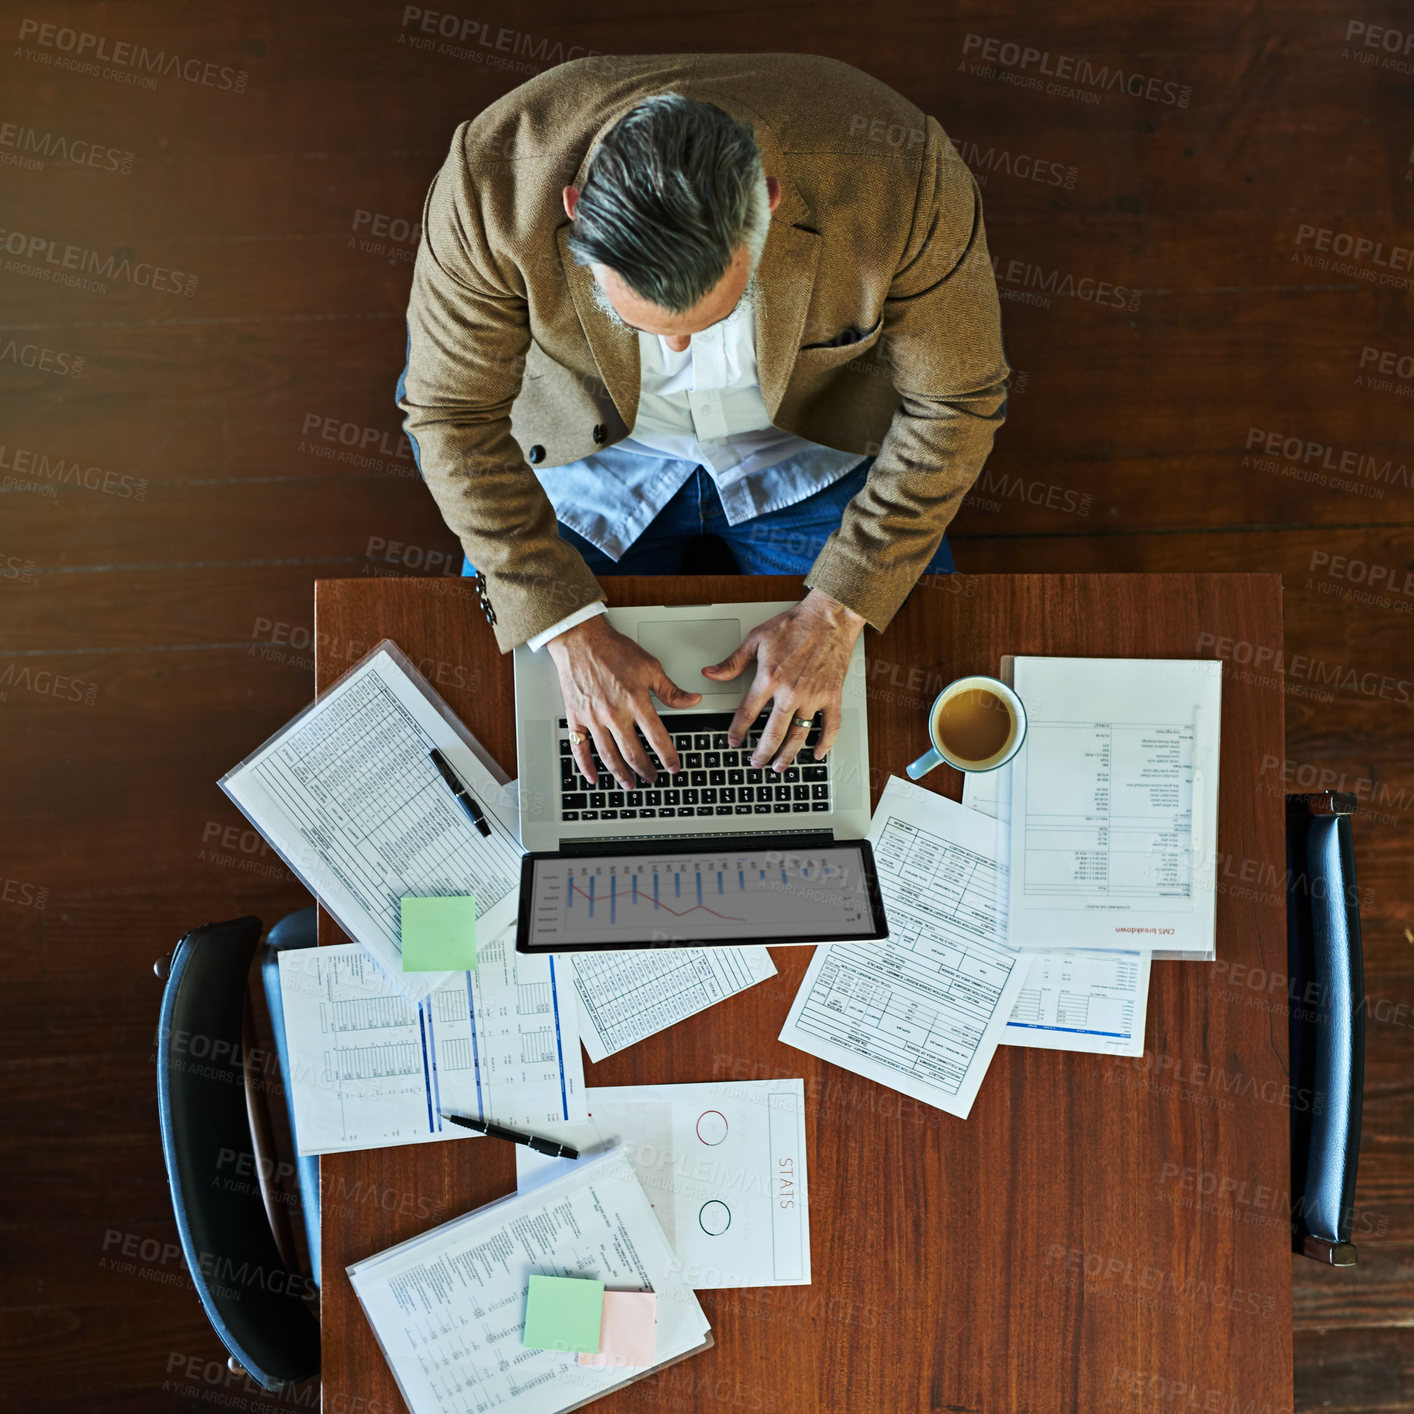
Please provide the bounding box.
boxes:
[222,641,523,1002]
[348,1151,712,1414]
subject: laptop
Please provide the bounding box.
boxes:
[512,600,884,952]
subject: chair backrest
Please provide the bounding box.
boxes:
[156,916,321,1388]
[257,906,322,1288]
[1286,792,1365,1265]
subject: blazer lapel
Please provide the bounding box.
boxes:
[700,89,820,417]
[557,220,641,428]
[751,212,820,419]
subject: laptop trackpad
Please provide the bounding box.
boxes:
[637,618,744,697]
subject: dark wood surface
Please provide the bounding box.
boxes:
[314,571,1289,1413]
[4,3,1412,1408]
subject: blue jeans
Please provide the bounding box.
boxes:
[395,333,955,580]
[455,457,956,580]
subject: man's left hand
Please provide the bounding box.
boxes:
[702,588,866,771]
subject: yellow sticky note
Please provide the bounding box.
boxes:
[577,1291,657,1368]
[400,895,477,972]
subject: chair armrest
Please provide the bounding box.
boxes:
[1286,793,1365,1265]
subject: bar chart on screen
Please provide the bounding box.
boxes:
[528,846,872,946]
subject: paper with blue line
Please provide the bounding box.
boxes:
[964,759,1153,1057]
[277,931,586,1155]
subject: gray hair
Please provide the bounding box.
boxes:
[566,93,770,314]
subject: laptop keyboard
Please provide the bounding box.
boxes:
[557,712,831,824]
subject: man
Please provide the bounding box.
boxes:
[398,52,1009,794]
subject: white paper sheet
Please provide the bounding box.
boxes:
[568,948,777,1063]
[962,769,1153,1057]
[779,777,1027,1119]
[1006,656,1221,957]
[222,642,523,1002]
[278,934,586,1154]
[1003,949,1152,1056]
[348,1150,711,1414]
[514,1080,810,1288]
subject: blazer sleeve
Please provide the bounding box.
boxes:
[398,124,605,652]
[803,115,1011,630]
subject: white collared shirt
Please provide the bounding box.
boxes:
[525,291,864,649]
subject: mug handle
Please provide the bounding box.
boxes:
[906,747,944,780]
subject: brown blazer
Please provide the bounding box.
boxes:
[399,52,1010,651]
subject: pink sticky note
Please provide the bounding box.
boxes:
[577,1290,657,1369]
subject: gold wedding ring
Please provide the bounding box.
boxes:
[568,730,585,746]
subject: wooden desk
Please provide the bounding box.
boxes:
[315,572,1290,1414]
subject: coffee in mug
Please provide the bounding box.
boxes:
[906,674,1027,778]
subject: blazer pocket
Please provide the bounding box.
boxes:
[795,316,885,363]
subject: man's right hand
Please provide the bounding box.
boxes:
[545,615,702,789]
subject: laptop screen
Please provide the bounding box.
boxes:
[516,837,887,953]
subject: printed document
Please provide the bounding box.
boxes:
[348,1151,711,1414]
[568,947,776,1062]
[222,642,523,1002]
[1006,656,1220,957]
[515,1080,810,1288]
[779,777,1026,1119]
[278,934,585,1154]
[1004,949,1151,1057]
[963,769,1152,1057]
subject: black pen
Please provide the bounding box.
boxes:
[428,747,491,837]
[440,1112,579,1158]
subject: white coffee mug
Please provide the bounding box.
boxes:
[905,674,1028,778]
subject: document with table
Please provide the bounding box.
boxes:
[1004,949,1152,1057]
[779,776,1027,1119]
[568,947,777,1061]
[348,1151,711,1414]
[222,641,523,1002]
[1005,655,1221,958]
[278,935,586,1154]
[514,1079,810,1289]
[962,768,1153,1058]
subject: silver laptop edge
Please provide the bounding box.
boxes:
[514,600,871,852]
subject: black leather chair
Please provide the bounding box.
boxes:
[155,914,321,1388]
[1286,791,1365,1265]
[258,908,323,1289]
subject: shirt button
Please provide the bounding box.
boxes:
[592,424,606,443]
[527,444,546,464]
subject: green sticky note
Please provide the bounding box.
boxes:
[400,895,477,972]
[523,1274,605,1353]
